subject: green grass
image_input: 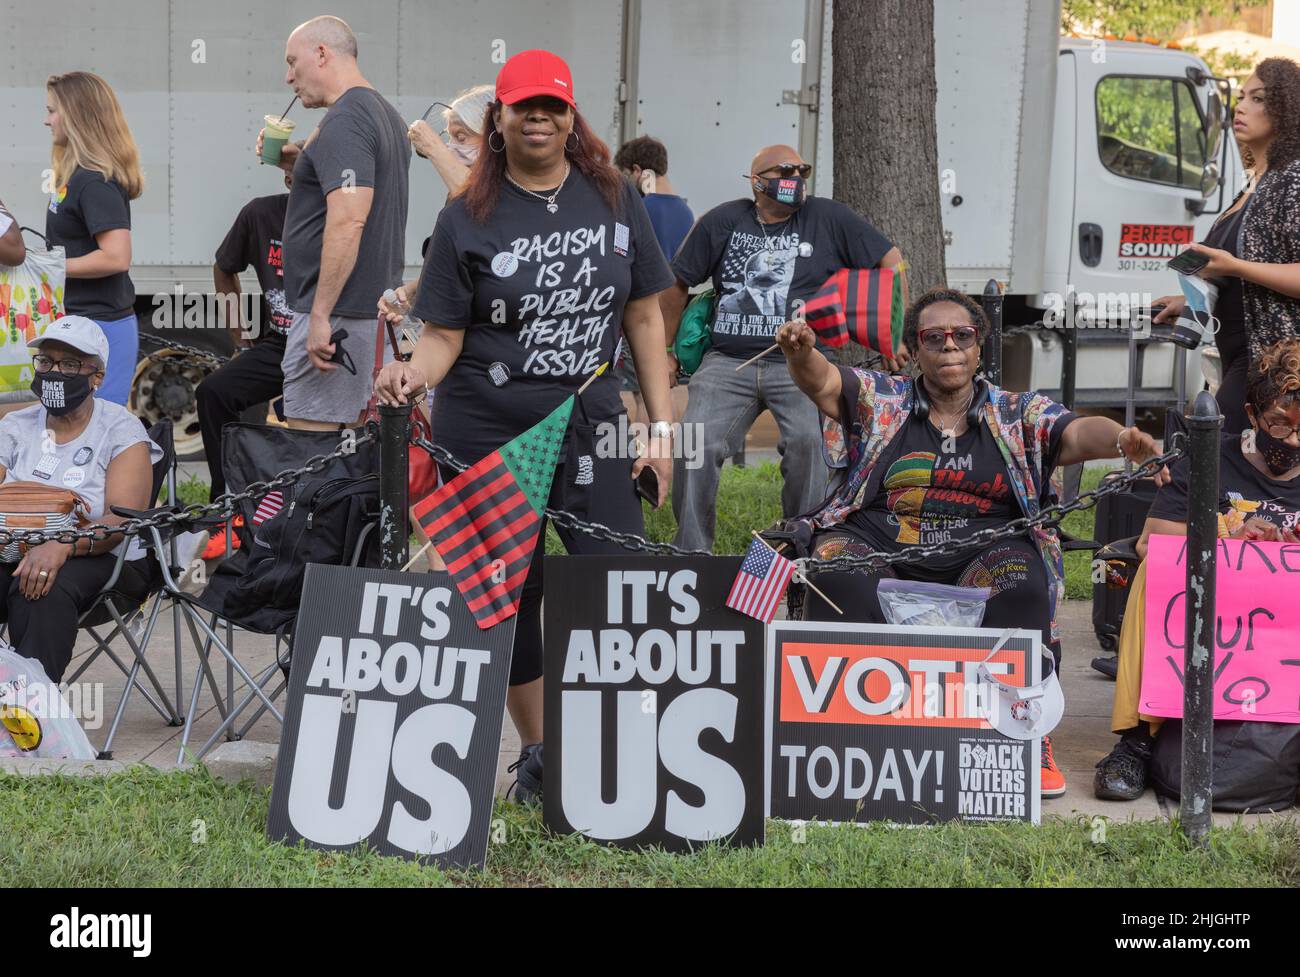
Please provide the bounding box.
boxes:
[1,768,1295,887]
[1062,468,1107,600]
[174,473,210,509]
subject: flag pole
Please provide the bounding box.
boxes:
[578,361,609,396]
[750,530,842,615]
[733,342,780,372]
[401,538,434,572]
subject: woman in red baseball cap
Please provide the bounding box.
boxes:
[375,49,677,804]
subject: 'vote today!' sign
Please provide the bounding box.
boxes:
[267,565,516,869]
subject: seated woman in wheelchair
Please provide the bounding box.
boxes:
[1095,338,1300,801]
[775,287,1169,796]
[0,316,161,683]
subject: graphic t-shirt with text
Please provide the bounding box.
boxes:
[671,196,893,361]
[842,386,1075,575]
[215,193,293,339]
[411,172,673,461]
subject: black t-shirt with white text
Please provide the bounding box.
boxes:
[411,171,674,461]
[671,196,893,361]
[1149,432,1300,534]
[45,167,134,320]
[215,193,293,339]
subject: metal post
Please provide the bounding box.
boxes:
[981,278,1003,386]
[1060,289,1077,411]
[1181,390,1221,846]
[378,403,411,570]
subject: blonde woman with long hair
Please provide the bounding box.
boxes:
[44,71,143,405]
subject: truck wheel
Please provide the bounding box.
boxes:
[129,350,209,461]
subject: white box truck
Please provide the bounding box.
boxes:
[0,0,1239,453]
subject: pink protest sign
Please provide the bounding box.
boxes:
[1142,533,1300,724]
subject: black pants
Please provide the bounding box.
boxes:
[805,534,1058,673]
[438,411,644,686]
[197,335,287,499]
[0,554,152,683]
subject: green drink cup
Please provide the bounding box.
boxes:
[261,115,296,165]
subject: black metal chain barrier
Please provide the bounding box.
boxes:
[806,439,1184,574]
[0,428,375,547]
[411,434,710,556]
[410,433,1185,569]
[138,332,232,368]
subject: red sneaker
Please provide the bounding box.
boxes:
[200,518,243,560]
[1041,734,1067,797]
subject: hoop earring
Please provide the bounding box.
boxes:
[565,129,580,153]
[488,131,505,154]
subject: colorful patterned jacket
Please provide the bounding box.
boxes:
[809,368,1071,643]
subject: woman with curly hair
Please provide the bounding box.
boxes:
[1095,338,1300,804]
[1154,58,1300,433]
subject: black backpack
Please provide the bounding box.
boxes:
[201,471,380,634]
[1150,719,1300,812]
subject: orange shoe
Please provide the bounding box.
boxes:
[200,518,243,560]
[1041,734,1067,797]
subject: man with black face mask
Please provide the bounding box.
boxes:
[662,144,907,551]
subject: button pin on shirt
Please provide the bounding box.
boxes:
[488,362,510,387]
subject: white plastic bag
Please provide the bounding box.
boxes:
[877,579,991,628]
[0,642,95,760]
[0,230,67,403]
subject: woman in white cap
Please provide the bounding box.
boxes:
[0,315,160,683]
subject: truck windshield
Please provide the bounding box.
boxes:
[1096,75,1207,189]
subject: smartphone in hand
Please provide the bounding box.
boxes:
[635,465,660,506]
[1167,249,1210,275]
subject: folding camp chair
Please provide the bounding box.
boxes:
[63,418,187,759]
[135,423,379,765]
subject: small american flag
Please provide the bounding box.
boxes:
[252,490,284,526]
[726,539,797,624]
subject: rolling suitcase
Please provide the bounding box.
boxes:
[1088,326,1188,655]
[1089,474,1159,650]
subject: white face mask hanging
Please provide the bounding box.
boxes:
[1173,273,1221,348]
[975,629,1064,740]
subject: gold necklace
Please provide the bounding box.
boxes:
[506,160,570,213]
[932,388,975,437]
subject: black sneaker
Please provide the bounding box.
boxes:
[1090,654,1118,680]
[507,742,544,805]
[1093,733,1152,801]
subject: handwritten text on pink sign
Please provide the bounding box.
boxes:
[1142,534,1300,723]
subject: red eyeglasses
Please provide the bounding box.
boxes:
[917,325,980,351]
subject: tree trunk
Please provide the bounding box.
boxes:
[832,0,947,303]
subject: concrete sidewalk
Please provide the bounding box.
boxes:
[13,595,1289,827]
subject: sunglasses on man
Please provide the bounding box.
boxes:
[746,162,813,179]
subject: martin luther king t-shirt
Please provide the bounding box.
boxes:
[671,196,893,361]
[411,172,674,461]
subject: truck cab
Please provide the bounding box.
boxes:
[1006,37,1242,408]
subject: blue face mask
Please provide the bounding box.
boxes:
[1177,273,1220,337]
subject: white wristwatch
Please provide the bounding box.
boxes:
[648,421,674,439]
